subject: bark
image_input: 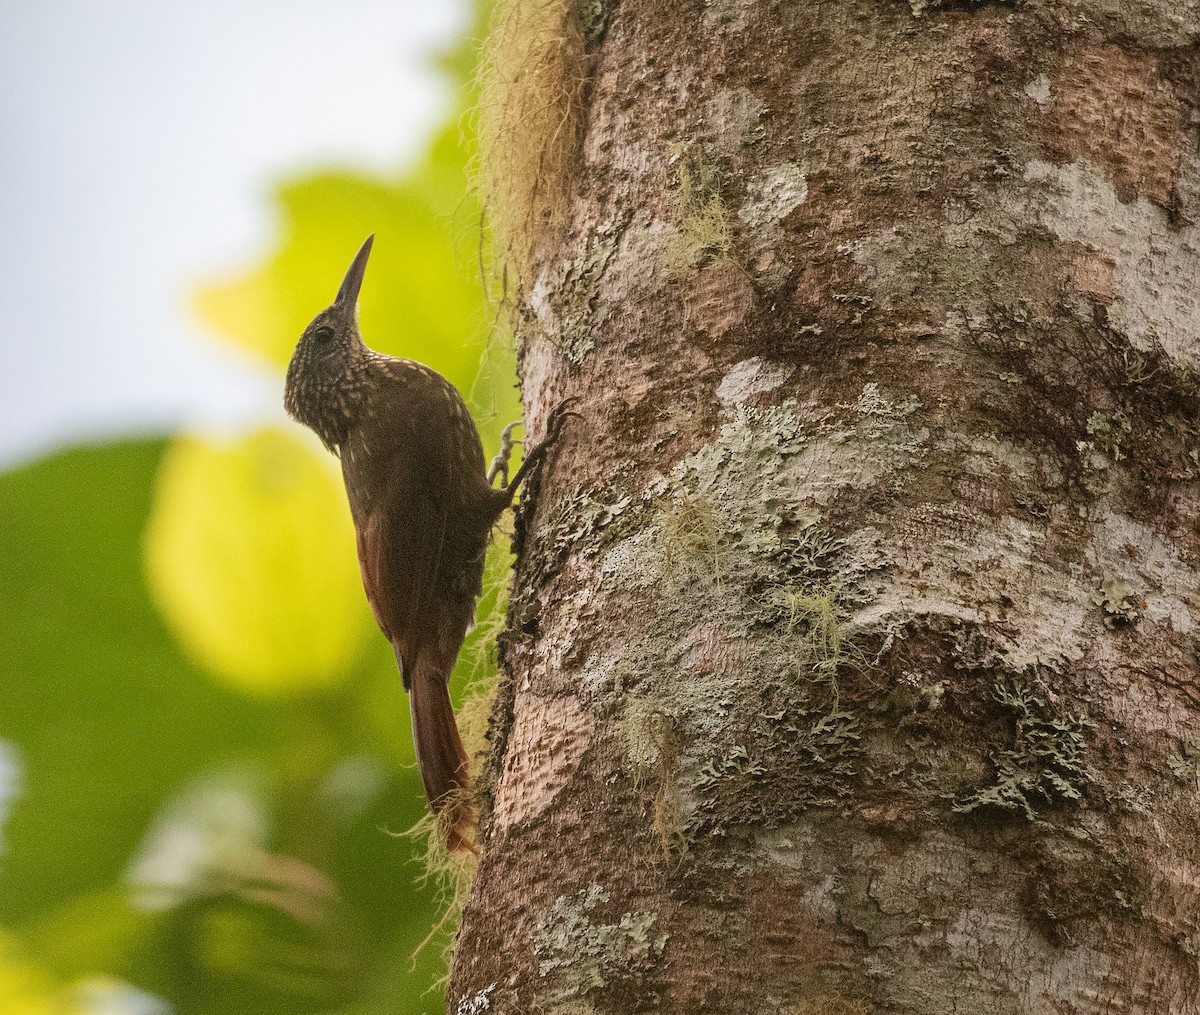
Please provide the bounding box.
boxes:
[452,0,1200,1012]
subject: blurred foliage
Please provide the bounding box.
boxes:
[144,431,370,696]
[0,3,515,1012]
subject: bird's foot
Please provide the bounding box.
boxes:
[541,397,582,447]
[487,421,523,487]
[505,397,582,495]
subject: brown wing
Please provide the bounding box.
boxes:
[342,364,455,688]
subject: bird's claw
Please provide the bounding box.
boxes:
[493,397,581,495]
[544,397,583,443]
[487,421,524,487]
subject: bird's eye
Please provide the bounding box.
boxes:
[313,326,335,343]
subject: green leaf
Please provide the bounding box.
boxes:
[144,430,372,696]
[21,888,162,987]
[0,927,68,1014]
[0,440,276,925]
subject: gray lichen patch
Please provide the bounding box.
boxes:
[578,0,608,50]
[453,983,498,1015]
[686,692,862,835]
[535,1003,598,1015]
[607,379,1185,850]
[530,223,621,366]
[533,885,667,1001]
[599,524,666,591]
[951,680,1090,822]
[1080,408,1133,465]
[1092,576,1144,629]
[777,386,929,511]
[1168,742,1200,787]
[533,486,634,583]
[852,382,921,422]
[640,402,811,577]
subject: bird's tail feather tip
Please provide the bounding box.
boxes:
[409,657,477,853]
[438,790,479,856]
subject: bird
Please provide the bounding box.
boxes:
[284,234,575,851]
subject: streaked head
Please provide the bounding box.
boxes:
[284,234,376,451]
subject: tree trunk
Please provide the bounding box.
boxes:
[452,0,1200,1012]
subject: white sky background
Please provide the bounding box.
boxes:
[0,0,467,468]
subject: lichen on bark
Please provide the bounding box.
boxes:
[452,0,1200,1012]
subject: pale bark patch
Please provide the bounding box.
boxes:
[715,357,794,405]
[604,211,673,300]
[704,87,767,156]
[738,162,809,231]
[492,694,593,833]
[862,508,1097,668]
[1039,44,1184,205]
[1022,159,1200,367]
[946,910,1112,1013]
[683,262,756,338]
[1025,73,1053,105]
[1088,510,1196,634]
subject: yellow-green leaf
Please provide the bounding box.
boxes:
[195,161,482,379]
[144,430,371,695]
[0,929,70,1015]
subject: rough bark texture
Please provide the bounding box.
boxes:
[452,0,1200,1012]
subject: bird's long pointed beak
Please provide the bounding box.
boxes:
[335,234,375,307]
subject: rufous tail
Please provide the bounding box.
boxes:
[408,655,474,853]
